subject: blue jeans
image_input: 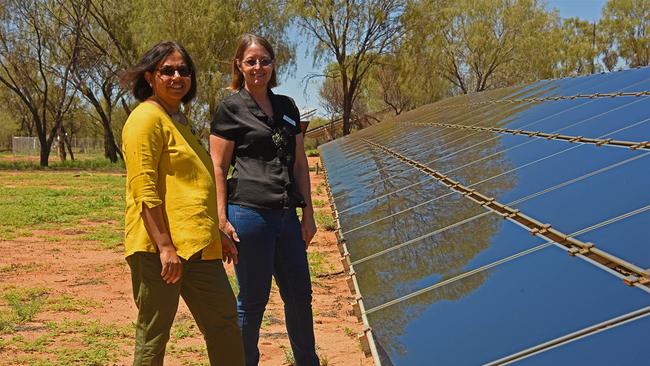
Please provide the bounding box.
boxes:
[228,204,319,366]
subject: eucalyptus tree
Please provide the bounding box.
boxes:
[68,0,137,163]
[557,17,604,76]
[600,0,649,68]
[293,0,405,135]
[127,0,295,134]
[403,0,560,94]
[0,0,86,166]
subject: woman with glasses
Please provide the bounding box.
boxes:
[120,41,244,365]
[210,34,319,366]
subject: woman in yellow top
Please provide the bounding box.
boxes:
[120,41,244,365]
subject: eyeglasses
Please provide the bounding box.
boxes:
[157,65,192,78]
[241,58,273,67]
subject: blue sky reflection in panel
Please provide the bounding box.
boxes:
[514,315,650,365]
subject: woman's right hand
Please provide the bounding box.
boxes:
[220,220,240,243]
[159,247,183,284]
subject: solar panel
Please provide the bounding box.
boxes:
[319,67,650,365]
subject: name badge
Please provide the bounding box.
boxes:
[283,115,297,126]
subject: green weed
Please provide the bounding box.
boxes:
[344,326,356,338]
[308,252,334,278]
[45,294,101,314]
[314,211,336,231]
[82,224,123,250]
[2,286,48,323]
[0,172,124,239]
[305,149,320,157]
[281,345,295,365]
[172,320,196,340]
[312,199,326,208]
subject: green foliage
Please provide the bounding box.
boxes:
[314,211,336,231]
[308,251,334,278]
[403,0,562,94]
[0,171,124,240]
[600,0,650,68]
[312,199,326,208]
[172,320,196,340]
[45,294,102,314]
[82,224,123,250]
[0,156,125,171]
[2,286,48,323]
[281,345,296,365]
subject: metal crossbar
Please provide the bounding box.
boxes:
[406,122,650,151]
[363,138,650,292]
[434,90,650,113]
[350,152,650,267]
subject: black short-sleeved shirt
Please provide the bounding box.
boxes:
[211,88,303,209]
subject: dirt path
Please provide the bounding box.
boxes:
[0,157,372,365]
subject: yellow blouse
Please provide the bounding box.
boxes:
[122,102,221,260]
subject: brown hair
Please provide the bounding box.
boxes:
[120,41,197,103]
[229,34,277,91]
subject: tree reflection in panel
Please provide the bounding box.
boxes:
[318,67,650,366]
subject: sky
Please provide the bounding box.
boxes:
[274,0,608,116]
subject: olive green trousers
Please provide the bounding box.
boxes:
[127,252,244,366]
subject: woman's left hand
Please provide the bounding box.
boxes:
[301,212,318,249]
[220,229,238,264]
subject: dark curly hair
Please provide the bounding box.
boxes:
[120,41,197,103]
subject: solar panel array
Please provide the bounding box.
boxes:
[319,67,650,365]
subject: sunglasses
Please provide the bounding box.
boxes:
[241,58,273,67]
[157,65,192,78]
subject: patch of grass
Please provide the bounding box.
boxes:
[344,326,356,338]
[314,182,325,195]
[45,294,102,314]
[320,353,330,366]
[0,309,16,333]
[82,224,123,250]
[2,286,48,323]
[260,312,276,329]
[305,149,319,157]
[314,211,336,231]
[172,320,196,340]
[312,199,326,208]
[281,345,295,366]
[308,252,334,278]
[37,319,133,364]
[0,171,124,239]
[0,156,125,171]
[0,262,41,274]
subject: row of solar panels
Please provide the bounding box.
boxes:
[320,67,650,365]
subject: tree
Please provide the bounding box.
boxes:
[127,0,295,130]
[364,52,450,115]
[0,0,86,166]
[403,0,560,94]
[69,0,136,163]
[294,0,405,135]
[557,17,603,76]
[318,62,368,126]
[600,0,649,68]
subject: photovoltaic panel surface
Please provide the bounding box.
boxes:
[319,67,650,365]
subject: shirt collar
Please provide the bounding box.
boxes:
[238,87,277,119]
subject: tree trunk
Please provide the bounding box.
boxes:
[39,135,50,167]
[103,125,122,163]
[57,131,67,162]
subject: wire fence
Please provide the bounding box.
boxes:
[11,136,104,155]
